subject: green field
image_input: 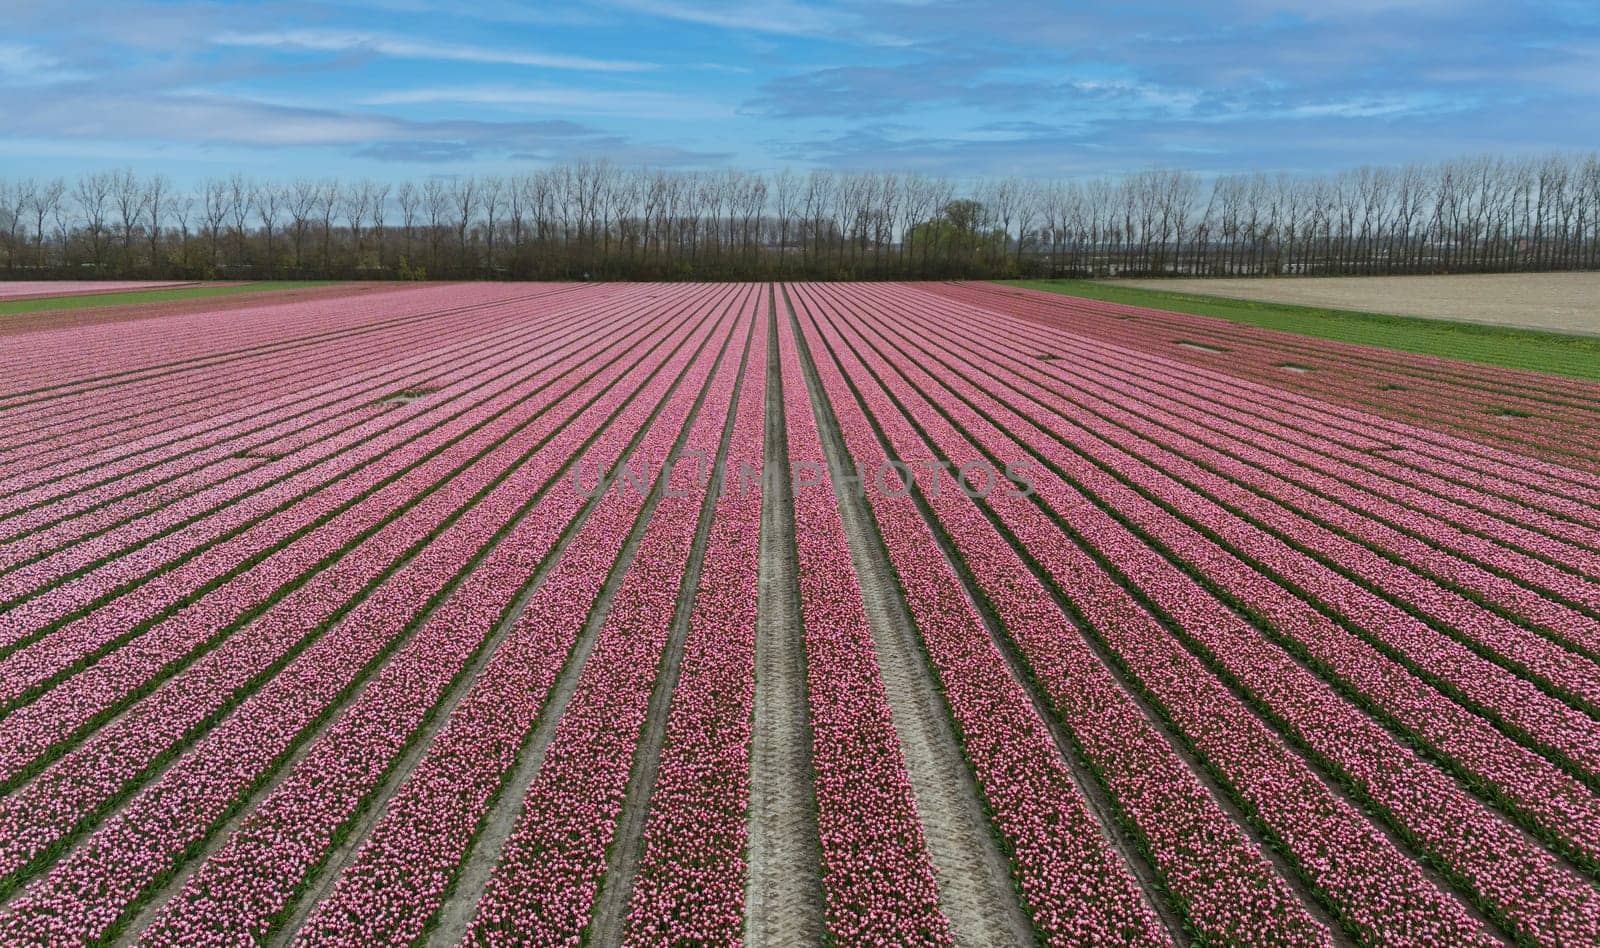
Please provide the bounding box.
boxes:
[1002,279,1600,382]
[0,281,333,316]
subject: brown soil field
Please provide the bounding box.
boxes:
[1111,272,1600,335]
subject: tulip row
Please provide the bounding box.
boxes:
[794,284,1231,945]
[934,281,1600,481]
[0,295,716,904]
[622,299,769,945]
[881,296,1600,762]
[0,293,620,601]
[464,289,755,945]
[0,291,729,942]
[0,285,625,547]
[775,300,955,945]
[837,289,1501,944]
[928,284,1600,554]
[0,282,537,401]
[0,280,194,301]
[139,289,752,946]
[0,289,692,734]
[0,286,579,476]
[933,282,1600,473]
[850,284,1600,945]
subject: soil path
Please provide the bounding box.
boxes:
[744,285,827,947]
[786,287,1036,947]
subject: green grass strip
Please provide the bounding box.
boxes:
[0,281,335,316]
[1000,279,1600,383]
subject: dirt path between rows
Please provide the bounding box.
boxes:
[805,301,1196,942]
[110,308,718,944]
[587,306,756,946]
[426,309,732,946]
[786,287,1036,947]
[744,288,826,947]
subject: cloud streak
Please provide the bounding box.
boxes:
[2,89,726,166]
[212,29,656,72]
[359,85,730,119]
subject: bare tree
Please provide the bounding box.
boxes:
[3,179,32,272]
[370,182,391,272]
[145,174,169,271]
[228,173,252,268]
[451,176,478,271]
[75,172,115,271]
[316,179,340,271]
[480,176,504,272]
[200,178,229,271]
[396,181,419,265]
[286,179,318,272]
[343,181,373,269]
[112,169,148,272]
[254,184,282,276]
[424,178,448,272]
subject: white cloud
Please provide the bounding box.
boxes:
[211,29,656,72]
[0,43,91,85]
[359,85,731,119]
[598,0,907,43]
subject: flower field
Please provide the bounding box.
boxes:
[0,281,199,302]
[0,279,1596,945]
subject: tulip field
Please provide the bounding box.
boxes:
[0,281,198,302]
[1,279,1598,946]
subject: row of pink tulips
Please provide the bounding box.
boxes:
[865,289,1600,945]
[465,290,754,944]
[0,293,726,942]
[622,299,769,946]
[794,284,1215,945]
[0,280,193,302]
[825,284,1497,944]
[289,302,735,945]
[0,298,717,900]
[139,291,749,945]
[774,302,955,945]
[0,292,679,718]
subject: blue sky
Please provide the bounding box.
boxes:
[2,0,1596,185]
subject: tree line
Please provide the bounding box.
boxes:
[2,152,1598,282]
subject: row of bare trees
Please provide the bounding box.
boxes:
[4,153,1598,281]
